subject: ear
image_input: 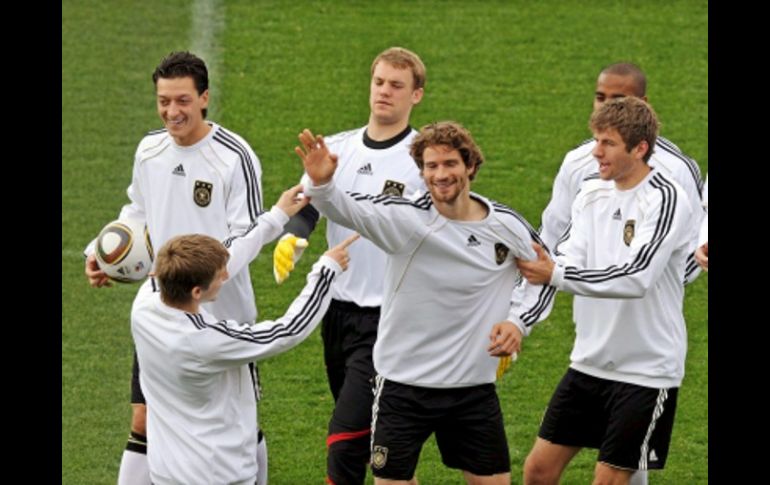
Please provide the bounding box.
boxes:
[200,89,210,109]
[635,140,650,160]
[190,286,204,302]
[411,87,424,105]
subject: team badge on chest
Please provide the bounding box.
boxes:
[382,180,405,197]
[194,180,213,207]
[623,219,636,246]
[371,445,388,469]
[494,243,509,265]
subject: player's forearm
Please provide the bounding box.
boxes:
[304,180,418,253]
[225,206,289,275]
[246,256,340,360]
[508,281,557,334]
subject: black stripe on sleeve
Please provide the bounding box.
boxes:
[563,173,677,284]
[213,128,263,221]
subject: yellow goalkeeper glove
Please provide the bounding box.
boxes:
[273,233,309,284]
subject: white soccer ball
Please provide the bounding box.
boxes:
[95,218,154,283]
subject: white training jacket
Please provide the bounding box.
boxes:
[304,181,555,388]
[86,122,263,323]
[539,136,704,283]
[132,246,341,485]
[550,169,696,388]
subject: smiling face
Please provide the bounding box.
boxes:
[156,76,210,146]
[369,61,423,127]
[421,144,474,205]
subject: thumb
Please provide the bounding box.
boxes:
[532,242,547,260]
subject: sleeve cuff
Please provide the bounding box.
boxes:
[317,254,343,275]
[550,263,565,289]
[303,178,335,198]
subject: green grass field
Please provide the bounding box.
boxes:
[62,1,708,483]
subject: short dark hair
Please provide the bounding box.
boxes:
[152,51,209,118]
[600,62,647,97]
[410,121,484,180]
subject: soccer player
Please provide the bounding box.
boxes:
[83,51,269,485]
[273,47,428,484]
[695,174,708,271]
[296,121,555,484]
[539,62,704,284]
[132,228,358,485]
[518,97,697,485]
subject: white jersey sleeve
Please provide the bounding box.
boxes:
[551,173,693,298]
[215,129,264,233]
[495,208,557,336]
[304,179,430,255]
[223,205,289,276]
[698,174,708,246]
[187,256,341,371]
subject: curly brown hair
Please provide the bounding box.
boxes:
[409,121,484,180]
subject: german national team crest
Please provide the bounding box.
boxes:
[381,180,405,197]
[194,180,213,207]
[623,219,636,246]
[495,243,509,265]
[371,445,388,469]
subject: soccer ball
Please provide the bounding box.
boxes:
[95,218,154,283]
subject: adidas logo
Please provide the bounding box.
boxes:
[357,163,373,175]
[612,208,621,220]
[172,164,186,176]
[649,449,658,462]
[467,234,481,247]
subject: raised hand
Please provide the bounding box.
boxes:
[295,129,338,185]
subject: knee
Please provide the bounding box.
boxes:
[523,453,559,485]
[131,404,147,436]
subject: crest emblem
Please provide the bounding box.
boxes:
[371,445,388,469]
[495,243,509,265]
[382,180,405,197]
[623,219,636,246]
[194,180,213,207]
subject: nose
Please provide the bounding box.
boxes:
[378,84,392,98]
[165,101,180,118]
[434,164,450,179]
[591,144,603,159]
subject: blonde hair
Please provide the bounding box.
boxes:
[371,47,426,90]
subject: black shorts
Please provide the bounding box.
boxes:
[370,377,510,479]
[539,368,679,470]
[130,351,146,405]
